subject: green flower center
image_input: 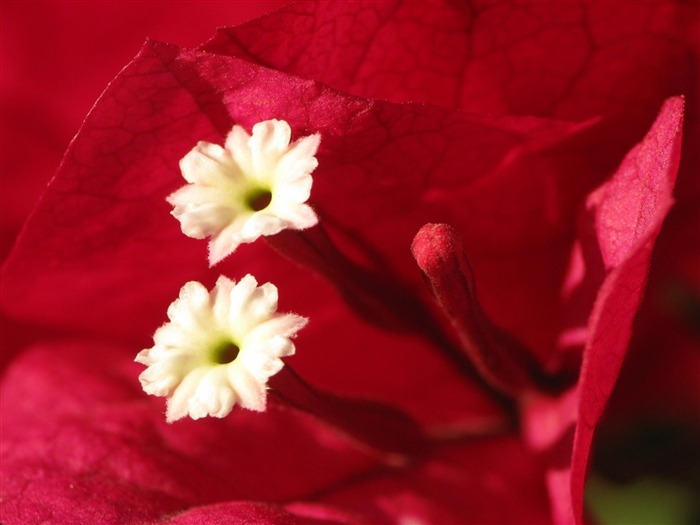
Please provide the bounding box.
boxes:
[211,341,240,365]
[245,187,273,212]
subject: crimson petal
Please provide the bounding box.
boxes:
[203,0,697,122]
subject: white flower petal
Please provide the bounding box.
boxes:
[271,202,319,229]
[227,274,259,318]
[242,338,292,376]
[189,367,236,419]
[225,125,254,174]
[247,314,308,342]
[139,361,183,397]
[250,119,292,170]
[240,212,286,240]
[179,142,236,185]
[275,174,313,203]
[166,366,209,422]
[208,231,243,266]
[227,363,266,412]
[276,134,320,180]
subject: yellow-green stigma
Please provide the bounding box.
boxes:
[212,341,240,365]
[245,187,273,212]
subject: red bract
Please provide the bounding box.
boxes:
[1,1,697,524]
[523,97,685,524]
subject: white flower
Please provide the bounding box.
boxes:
[135,275,307,422]
[168,119,320,265]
